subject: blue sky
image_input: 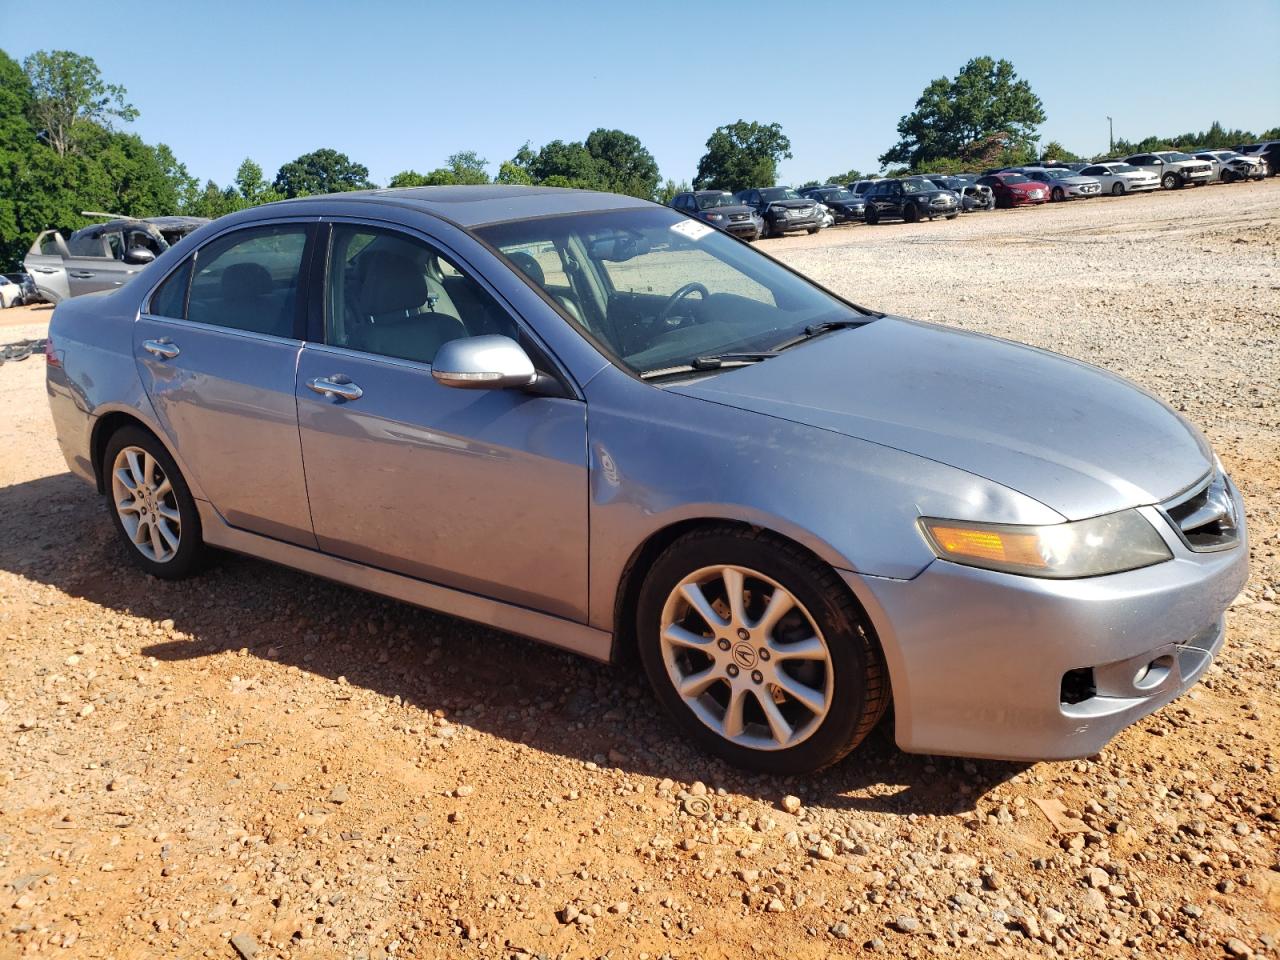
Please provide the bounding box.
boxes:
[6,0,1278,188]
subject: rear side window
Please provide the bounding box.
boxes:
[67,233,106,257]
[149,259,193,319]
[185,225,308,338]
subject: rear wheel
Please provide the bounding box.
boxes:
[103,426,206,580]
[637,527,888,774]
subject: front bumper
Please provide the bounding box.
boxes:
[1006,191,1047,205]
[843,488,1248,761]
[769,214,823,232]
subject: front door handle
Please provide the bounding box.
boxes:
[142,339,180,359]
[306,376,363,402]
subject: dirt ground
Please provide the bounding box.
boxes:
[1,181,1277,960]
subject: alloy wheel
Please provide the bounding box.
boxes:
[658,564,833,751]
[111,445,181,563]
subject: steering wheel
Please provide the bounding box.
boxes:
[658,282,710,325]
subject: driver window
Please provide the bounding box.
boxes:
[325,225,516,365]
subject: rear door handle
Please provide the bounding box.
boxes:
[69,271,95,279]
[306,376,363,402]
[142,339,180,359]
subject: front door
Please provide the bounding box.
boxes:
[295,222,589,621]
[133,221,317,547]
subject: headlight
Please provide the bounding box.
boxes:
[918,510,1172,579]
[704,213,723,221]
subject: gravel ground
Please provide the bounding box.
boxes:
[1,181,1277,959]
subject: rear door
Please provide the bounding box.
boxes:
[64,228,137,297]
[133,220,318,547]
[23,231,71,303]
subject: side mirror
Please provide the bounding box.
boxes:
[124,246,155,265]
[431,335,537,391]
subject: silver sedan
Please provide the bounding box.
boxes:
[1016,167,1103,200]
[45,186,1247,773]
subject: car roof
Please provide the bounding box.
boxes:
[272,185,655,228]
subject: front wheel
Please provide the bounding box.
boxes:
[945,212,958,220]
[103,426,206,580]
[1050,187,1064,202]
[1112,182,1125,196]
[1162,172,1180,189]
[903,204,920,224]
[637,527,888,774]
[865,205,880,225]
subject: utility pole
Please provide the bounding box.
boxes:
[1107,116,1114,154]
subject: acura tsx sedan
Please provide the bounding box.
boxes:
[45,186,1247,773]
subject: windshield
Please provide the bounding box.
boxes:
[901,179,935,194]
[815,188,856,201]
[758,187,801,202]
[475,208,867,377]
[695,193,739,210]
[1161,152,1194,161]
[999,173,1031,184]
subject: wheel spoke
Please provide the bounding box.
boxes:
[116,495,142,515]
[142,452,157,488]
[753,588,794,638]
[722,686,747,738]
[156,504,181,523]
[114,467,138,493]
[153,476,172,499]
[125,450,147,488]
[721,567,747,624]
[770,635,827,661]
[148,521,165,559]
[680,582,727,631]
[131,518,150,546]
[156,518,180,552]
[662,623,713,651]
[756,690,793,746]
[773,673,826,716]
[677,666,720,699]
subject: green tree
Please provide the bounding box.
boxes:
[827,169,866,185]
[694,120,792,191]
[584,129,659,198]
[495,159,533,185]
[528,139,601,189]
[234,158,281,204]
[23,50,137,156]
[881,57,1045,168]
[1040,141,1081,162]
[273,148,373,198]
[0,50,37,265]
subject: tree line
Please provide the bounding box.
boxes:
[2,48,1274,267]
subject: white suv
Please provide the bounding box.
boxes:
[1121,151,1212,190]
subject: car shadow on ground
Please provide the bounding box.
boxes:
[0,471,1029,817]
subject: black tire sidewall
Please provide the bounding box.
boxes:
[103,426,204,580]
[636,531,878,774]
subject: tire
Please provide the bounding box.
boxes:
[1162,172,1180,190]
[102,425,206,580]
[1050,187,1064,202]
[636,526,888,774]
[945,212,958,220]
[807,227,819,235]
[1111,182,1125,196]
[903,204,920,224]
[865,205,879,225]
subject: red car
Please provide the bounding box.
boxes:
[977,172,1049,208]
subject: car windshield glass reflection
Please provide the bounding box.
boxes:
[901,180,933,194]
[1000,174,1031,184]
[759,188,802,202]
[696,194,739,209]
[476,208,867,378]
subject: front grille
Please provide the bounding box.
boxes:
[1160,470,1240,552]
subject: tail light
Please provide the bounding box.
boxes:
[44,336,60,368]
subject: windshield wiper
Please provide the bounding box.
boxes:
[770,319,864,352]
[639,352,777,380]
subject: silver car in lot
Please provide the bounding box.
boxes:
[1191,149,1267,183]
[1014,167,1103,201]
[46,186,1248,773]
[1077,162,1160,195]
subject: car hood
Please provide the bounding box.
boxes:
[1055,176,1098,186]
[669,317,1211,520]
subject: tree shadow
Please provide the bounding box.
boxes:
[0,471,1027,817]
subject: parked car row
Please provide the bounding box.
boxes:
[671,140,1276,237]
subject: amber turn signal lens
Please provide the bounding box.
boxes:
[926,525,1048,568]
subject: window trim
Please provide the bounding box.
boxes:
[311,215,582,400]
[140,216,318,341]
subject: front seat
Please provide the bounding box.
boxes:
[354,250,466,365]
[506,251,587,329]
